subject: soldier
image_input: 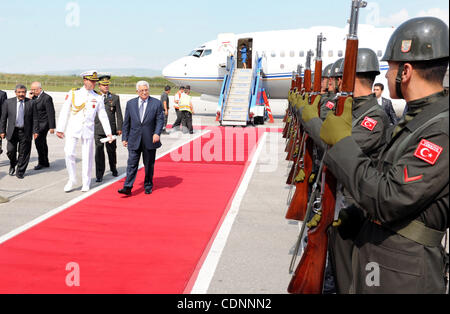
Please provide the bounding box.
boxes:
[94,73,123,183]
[302,48,391,293]
[318,63,334,121]
[320,58,344,120]
[320,17,449,294]
[56,71,113,192]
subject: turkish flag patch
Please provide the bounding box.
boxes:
[325,101,335,110]
[361,116,378,131]
[414,139,443,165]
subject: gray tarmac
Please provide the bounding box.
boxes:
[0,91,298,294]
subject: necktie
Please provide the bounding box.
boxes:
[17,100,24,127]
[139,100,145,122]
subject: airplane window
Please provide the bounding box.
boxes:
[192,50,204,58]
[280,51,285,58]
[377,50,383,57]
[300,51,304,57]
[271,51,276,57]
[202,49,212,57]
[328,50,333,57]
[290,51,295,57]
[338,50,343,57]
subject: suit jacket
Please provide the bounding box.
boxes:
[0,97,38,141]
[33,92,56,132]
[122,96,164,151]
[0,90,6,113]
[95,92,123,136]
[381,97,398,125]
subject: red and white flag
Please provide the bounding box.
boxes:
[361,116,378,131]
[414,139,443,165]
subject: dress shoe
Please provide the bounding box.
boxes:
[64,181,75,193]
[96,177,103,183]
[81,186,90,192]
[118,187,132,196]
[111,170,118,177]
[16,173,24,179]
[9,167,16,176]
[145,189,153,195]
[34,164,49,170]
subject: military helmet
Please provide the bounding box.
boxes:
[339,48,380,75]
[382,17,449,62]
[329,58,344,77]
[322,63,333,78]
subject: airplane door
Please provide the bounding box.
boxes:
[237,38,253,69]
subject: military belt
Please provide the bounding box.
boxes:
[372,219,446,247]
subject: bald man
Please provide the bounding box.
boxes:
[29,82,56,170]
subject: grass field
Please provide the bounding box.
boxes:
[0,73,200,96]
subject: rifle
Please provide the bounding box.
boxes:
[287,0,366,294]
[285,37,323,220]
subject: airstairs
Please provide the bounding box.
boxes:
[217,55,266,126]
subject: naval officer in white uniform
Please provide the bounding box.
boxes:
[56,71,113,192]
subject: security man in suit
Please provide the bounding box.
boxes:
[0,84,39,179]
[373,82,398,125]
[0,89,7,155]
[320,17,449,294]
[94,73,123,182]
[29,82,56,170]
[56,71,113,192]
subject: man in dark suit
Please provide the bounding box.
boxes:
[373,83,398,125]
[0,90,7,155]
[29,82,56,170]
[118,81,164,196]
[94,74,123,182]
[0,85,39,179]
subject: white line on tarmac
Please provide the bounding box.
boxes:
[190,132,268,294]
[0,130,210,245]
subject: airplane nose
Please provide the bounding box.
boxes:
[162,60,182,79]
[162,64,171,78]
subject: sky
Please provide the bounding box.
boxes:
[0,0,448,74]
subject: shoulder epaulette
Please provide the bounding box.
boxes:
[93,90,100,95]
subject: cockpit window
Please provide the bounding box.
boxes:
[189,49,204,58]
[202,49,212,57]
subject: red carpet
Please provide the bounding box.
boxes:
[0,127,275,294]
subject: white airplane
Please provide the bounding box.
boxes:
[162,24,407,115]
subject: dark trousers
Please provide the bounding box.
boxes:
[124,140,156,190]
[181,111,193,133]
[95,134,117,179]
[172,109,182,129]
[0,137,3,155]
[327,227,354,294]
[34,127,50,166]
[7,127,32,175]
[163,113,168,131]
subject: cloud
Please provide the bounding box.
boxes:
[379,9,410,26]
[378,7,449,27]
[416,8,449,25]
